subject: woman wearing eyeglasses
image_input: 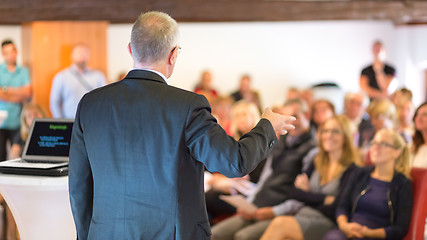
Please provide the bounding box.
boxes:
[323,128,413,240]
[259,115,358,240]
[361,99,397,165]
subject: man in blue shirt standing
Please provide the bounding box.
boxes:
[50,43,106,119]
[0,39,31,161]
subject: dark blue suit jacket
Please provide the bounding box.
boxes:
[69,69,277,240]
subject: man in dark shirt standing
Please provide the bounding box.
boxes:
[359,40,396,101]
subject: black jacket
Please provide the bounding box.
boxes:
[69,70,278,240]
[252,131,317,207]
[336,166,413,240]
[288,163,357,222]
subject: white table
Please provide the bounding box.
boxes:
[0,174,76,240]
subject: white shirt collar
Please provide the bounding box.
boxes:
[134,68,169,85]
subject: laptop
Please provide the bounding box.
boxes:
[0,118,73,176]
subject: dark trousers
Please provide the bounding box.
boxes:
[0,129,19,162]
[206,189,236,221]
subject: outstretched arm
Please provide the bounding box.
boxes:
[185,95,295,178]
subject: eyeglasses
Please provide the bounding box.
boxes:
[170,46,181,54]
[373,114,387,120]
[369,141,399,150]
[320,128,342,135]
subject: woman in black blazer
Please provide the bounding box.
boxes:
[324,129,413,240]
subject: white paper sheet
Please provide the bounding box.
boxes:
[219,195,258,214]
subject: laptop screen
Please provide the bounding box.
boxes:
[22,118,74,162]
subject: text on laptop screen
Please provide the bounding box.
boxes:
[25,121,74,157]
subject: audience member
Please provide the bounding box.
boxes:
[342,92,374,148]
[0,39,32,161]
[260,115,358,240]
[391,87,413,107]
[194,70,218,104]
[229,101,261,140]
[367,99,396,132]
[359,40,396,101]
[9,103,47,159]
[206,101,265,222]
[211,95,233,135]
[50,43,106,119]
[411,102,427,168]
[310,99,336,138]
[211,98,316,240]
[396,99,414,143]
[286,87,301,101]
[230,75,262,112]
[300,88,313,119]
[392,88,414,142]
[68,11,295,240]
[1,103,46,240]
[362,99,397,164]
[323,129,413,240]
[209,100,263,187]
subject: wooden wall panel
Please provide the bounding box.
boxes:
[2,0,427,24]
[22,21,108,116]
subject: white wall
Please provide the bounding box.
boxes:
[108,21,399,110]
[394,25,427,106]
[2,20,427,109]
[0,26,22,64]
[107,24,134,81]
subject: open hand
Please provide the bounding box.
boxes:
[262,107,295,136]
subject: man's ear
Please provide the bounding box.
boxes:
[128,42,133,58]
[169,48,177,65]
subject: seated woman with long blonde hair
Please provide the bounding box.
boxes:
[260,115,358,240]
[323,129,412,240]
[9,103,47,159]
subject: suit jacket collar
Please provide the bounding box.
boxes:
[126,69,168,85]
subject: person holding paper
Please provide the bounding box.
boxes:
[206,101,265,222]
[212,98,316,240]
[260,115,358,240]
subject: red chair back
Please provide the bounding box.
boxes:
[404,167,427,240]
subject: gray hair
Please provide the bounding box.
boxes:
[284,98,308,114]
[344,91,369,109]
[130,11,179,64]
